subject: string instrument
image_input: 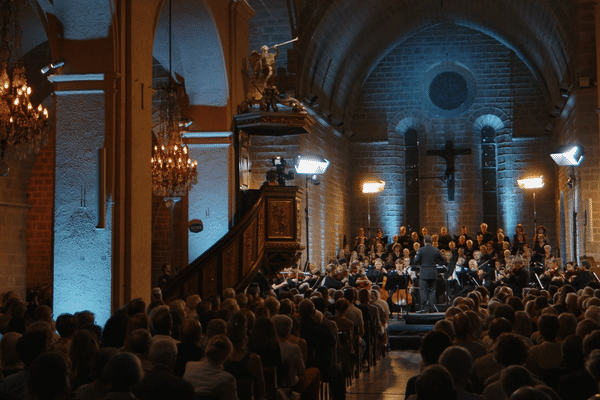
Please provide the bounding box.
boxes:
[379,276,389,301]
[391,274,412,306]
[355,275,372,290]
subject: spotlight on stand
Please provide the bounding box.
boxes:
[295,155,330,270]
[362,179,386,241]
[517,175,544,234]
[550,145,585,166]
[551,144,585,265]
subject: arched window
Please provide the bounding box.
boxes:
[405,128,420,232]
[481,126,498,230]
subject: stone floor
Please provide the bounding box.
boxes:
[346,350,421,400]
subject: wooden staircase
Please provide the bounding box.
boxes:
[163,185,304,302]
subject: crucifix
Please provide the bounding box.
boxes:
[427,140,471,201]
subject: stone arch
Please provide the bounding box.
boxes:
[153,0,228,106]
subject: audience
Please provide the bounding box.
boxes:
[7,249,600,400]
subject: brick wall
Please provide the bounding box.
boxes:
[26,137,55,289]
[249,121,351,269]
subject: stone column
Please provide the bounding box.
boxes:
[49,74,115,326]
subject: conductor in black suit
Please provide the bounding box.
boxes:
[413,235,446,313]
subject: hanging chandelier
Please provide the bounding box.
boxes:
[0,0,49,165]
[151,0,197,204]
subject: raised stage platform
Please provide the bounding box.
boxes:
[387,305,448,350]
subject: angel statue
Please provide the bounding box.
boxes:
[251,45,279,89]
[240,38,304,113]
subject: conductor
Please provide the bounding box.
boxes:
[413,235,446,313]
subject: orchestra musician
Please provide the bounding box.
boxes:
[386,258,413,312]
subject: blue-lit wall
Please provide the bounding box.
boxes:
[348,23,556,242]
[187,134,232,263]
[53,90,112,327]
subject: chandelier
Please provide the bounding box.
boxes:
[0,0,49,165]
[150,0,198,204]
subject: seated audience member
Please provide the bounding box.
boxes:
[128,328,154,375]
[525,314,562,378]
[150,306,178,344]
[183,334,239,399]
[53,313,77,356]
[75,347,119,400]
[173,319,204,377]
[273,315,320,400]
[440,346,485,400]
[0,332,23,379]
[452,312,487,362]
[69,329,99,391]
[413,364,457,400]
[298,299,346,400]
[225,312,265,399]
[27,352,71,400]
[558,330,600,400]
[133,339,195,400]
[405,330,453,398]
[100,313,129,349]
[101,352,144,399]
[485,365,537,400]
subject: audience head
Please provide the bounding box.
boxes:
[499,365,535,399]
[150,306,173,336]
[420,330,452,366]
[17,329,49,367]
[298,299,316,319]
[414,364,456,400]
[537,314,560,342]
[206,318,227,339]
[272,314,293,340]
[180,319,202,345]
[27,352,70,400]
[55,313,77,339]
[101,352,144,392]
[149,338,178,368]
[204,334,232,367]
[128,328,152,354]
[493,333,529,367]
[439,346,473,386]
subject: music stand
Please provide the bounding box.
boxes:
[386,273,410,319]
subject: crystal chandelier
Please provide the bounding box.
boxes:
[0,0,49,165]
[151,0,198,204]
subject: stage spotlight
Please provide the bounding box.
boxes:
[550,145,585,166]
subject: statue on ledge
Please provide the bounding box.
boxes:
[238,38,305,113]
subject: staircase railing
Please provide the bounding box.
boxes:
[163,185,303,302]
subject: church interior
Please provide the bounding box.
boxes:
[0,0,598,322]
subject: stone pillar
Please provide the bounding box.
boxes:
[49,74,115,326]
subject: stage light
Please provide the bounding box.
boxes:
[296,154,329,270]
[517,175,544,237]
[362,180,386,194]
[295,155,329,174]
[551,145,585,166]
[517,175,544,189]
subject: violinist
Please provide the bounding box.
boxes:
[540,257,564,289]
[567,260,592,290]
[322,264,344,289]
[271,270,289,294]
[507,256,529,297]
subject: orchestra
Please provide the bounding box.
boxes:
[269,224,594,312]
